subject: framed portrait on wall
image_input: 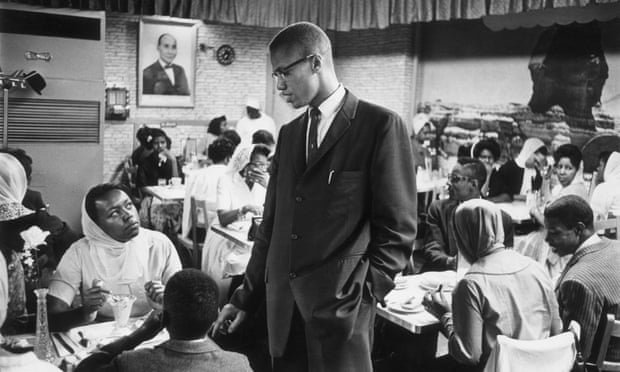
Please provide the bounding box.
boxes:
[138,18,198,107]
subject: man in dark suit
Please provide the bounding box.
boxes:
[142,33,190,96]
[211,22,417,371]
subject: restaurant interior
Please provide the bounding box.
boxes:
[1,0,620,371]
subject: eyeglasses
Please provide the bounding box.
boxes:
[448,174,472,184]
[272,54,316,80]
[249,162,269,171]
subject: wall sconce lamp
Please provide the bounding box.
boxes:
[105,87,130,120]
[0,70,46,94]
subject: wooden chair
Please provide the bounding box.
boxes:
[177,197,215,269]
[591,314,620,371]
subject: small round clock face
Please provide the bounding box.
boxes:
[217,44,235,65]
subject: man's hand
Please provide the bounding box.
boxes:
[145,281,165,310]
[209,303,247,337]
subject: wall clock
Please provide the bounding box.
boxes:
[216,44,235,65]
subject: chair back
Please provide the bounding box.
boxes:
[483,328,578,372]
[594,218,620,239]
[189,197,216,269]
[593,314,620,371]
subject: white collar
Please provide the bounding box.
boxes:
[312,83,345,117]
[577,233,601,251]
[159,59,173,68]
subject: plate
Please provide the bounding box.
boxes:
[387,302,425,314]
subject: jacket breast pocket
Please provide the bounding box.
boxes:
[327,171,366,218]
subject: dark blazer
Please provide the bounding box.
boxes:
[142,61,190,96]
[230,91,417,359]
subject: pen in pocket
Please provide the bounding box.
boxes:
[328,170,335,185]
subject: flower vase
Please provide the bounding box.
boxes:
[33,288,55,363]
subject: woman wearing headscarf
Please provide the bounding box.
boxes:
[201,145,270,305]
[0,154,79,334]
[423,199,561,371]
[590,151,620,220]
[47,184,181,328]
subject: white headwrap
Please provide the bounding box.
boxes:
[604,152,620,183]
[0,153,34,222]
[412,113,435,136]
[80,193,149,283]
[228,145,256,176]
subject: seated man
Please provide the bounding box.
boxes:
[417,158,514,272]
[544,195,620,361]
[0,253,61,371]
[489,138,548,203]
[74,269,252,372]
[47,184,182,330]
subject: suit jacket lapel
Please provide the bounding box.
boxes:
[305,91,359,172]
[293,111,309,178]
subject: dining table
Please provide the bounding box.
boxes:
[496,200,532,224]
[7,316,168,371]
[142,185,186,202]
[208,222,254,279]
[377,271,456,335]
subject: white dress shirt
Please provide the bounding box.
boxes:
[305,84,346,160]
[159,59,175,85]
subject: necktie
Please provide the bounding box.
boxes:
[164,64,173,69]
[307,107,321,165]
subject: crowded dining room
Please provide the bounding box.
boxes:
[1,0,620,371]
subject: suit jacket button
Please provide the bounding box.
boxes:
[291,233,299,240]
[295,196,303,202]
[289,272,297,279]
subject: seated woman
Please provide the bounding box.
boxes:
[136,128,178,188]
[48,184,181,330]
[472,138,501,199]
[590,151,620,221]
[136,128,181,232]
[423,199,562,371]
[182,138,236,239]
[0,153,79,335]
[202,145,270,305]
[489,137,548,203]
[522,144,587,277]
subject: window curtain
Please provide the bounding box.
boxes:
[2,0,619,30]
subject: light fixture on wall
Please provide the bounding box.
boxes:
[105,86,130,120]
[1,68,47,147]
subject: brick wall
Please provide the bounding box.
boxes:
[102,14,416,179]
[334,25,416,122]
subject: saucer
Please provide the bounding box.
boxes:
[387,303,425,314]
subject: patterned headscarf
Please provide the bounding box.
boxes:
[0,153,33,222]
[228,145,256,176]
[454,199,505,264]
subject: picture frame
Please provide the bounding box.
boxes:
[138,17,198,107]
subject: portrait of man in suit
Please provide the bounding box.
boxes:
[142,33,190,96]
